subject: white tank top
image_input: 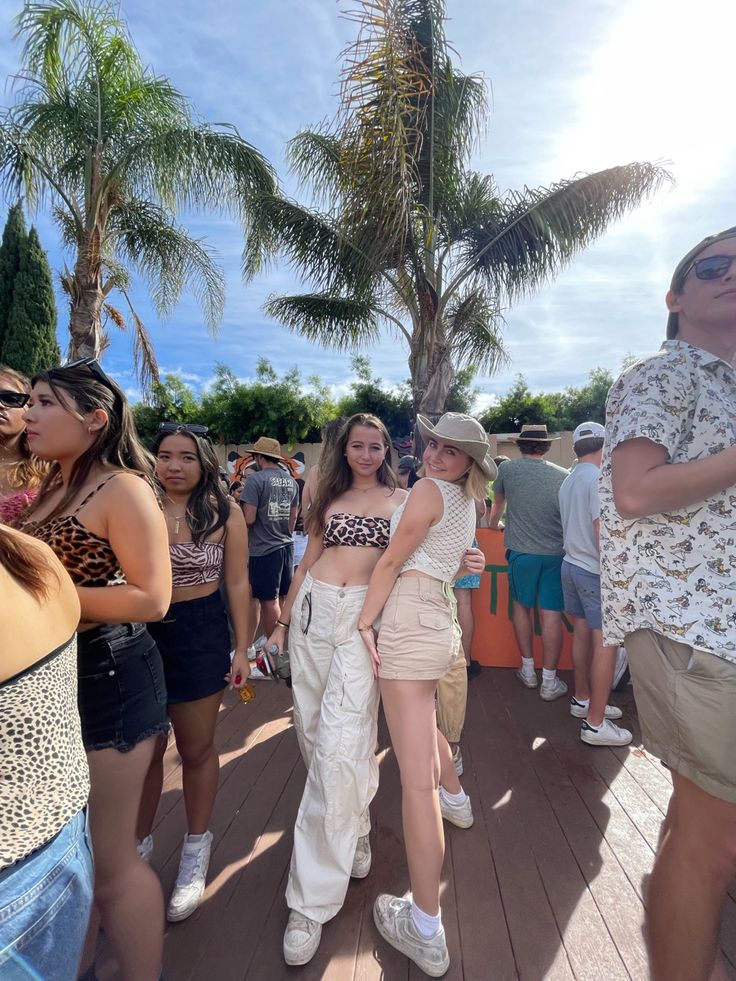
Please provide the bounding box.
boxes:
[390,478,476,582]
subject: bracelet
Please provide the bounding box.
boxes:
[357,622,374,633]
[276,619,290,628]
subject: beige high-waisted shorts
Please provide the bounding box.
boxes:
[377,575,461,681]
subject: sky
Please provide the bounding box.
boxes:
[0,0,734,413]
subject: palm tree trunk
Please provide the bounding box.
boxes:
[409,312,455,453]
[68,240,104,359]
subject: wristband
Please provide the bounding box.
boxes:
[357,622,374,633]
[276,619,290,628]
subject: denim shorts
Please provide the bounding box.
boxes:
[147,591,231,704]
[506,550,564,612]
[561,559,602,629]
[77,623,169,752]
[0,809,93,980]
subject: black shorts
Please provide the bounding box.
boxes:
[77,624,169,753]
[147,591,231,704]
[249,544,294,601]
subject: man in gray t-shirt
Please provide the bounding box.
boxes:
[559,422,630,747]
[489,424,568,699]
[242,436,299,637]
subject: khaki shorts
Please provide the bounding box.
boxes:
[626,628,736,803]
[377,576,461,681]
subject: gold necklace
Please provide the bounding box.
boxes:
[164,496,189,534]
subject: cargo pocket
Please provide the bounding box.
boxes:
[418,610,450,632]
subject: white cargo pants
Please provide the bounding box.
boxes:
[286,573,380,923]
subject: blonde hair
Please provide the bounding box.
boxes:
[0,365,48,492]
[462,462,488,501]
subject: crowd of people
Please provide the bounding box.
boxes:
[0,225,734,981]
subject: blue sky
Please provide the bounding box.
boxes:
[1,0,734,411]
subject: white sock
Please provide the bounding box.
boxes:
[522,657,535,675]
[573,696,590,707]
[542,668,557,685]
[185,832,207,844]
[411,901,442,939]
[440,786,468,806]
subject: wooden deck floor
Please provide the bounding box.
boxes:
[98,668,736,981]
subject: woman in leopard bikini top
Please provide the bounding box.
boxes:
[268,413,407,966]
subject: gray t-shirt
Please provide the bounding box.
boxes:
[559,462,600,575]
[242,467,299,556]
[493,457,569,555]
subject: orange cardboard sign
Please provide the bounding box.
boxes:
[470,530,573,669]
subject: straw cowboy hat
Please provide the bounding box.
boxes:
[244,436,284,460]
[510,423,560,443]
[416,413,497,478]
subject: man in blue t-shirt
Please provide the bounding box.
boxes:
[242,436,299,637]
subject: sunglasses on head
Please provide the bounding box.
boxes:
[0,390,30,409]
[159,421,210,436]
[48,357,117,394]
[684,255,736,282]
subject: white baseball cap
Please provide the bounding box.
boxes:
[572,421,605,443]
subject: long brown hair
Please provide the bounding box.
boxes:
[24,363,154,523]
[0,526,57,599]
[151,427,230,546]
[307,413,396,533]
[0,365,47,491]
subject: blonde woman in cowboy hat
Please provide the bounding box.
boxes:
[357,413,495,977]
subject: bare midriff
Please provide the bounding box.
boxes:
[171,581,220,604]
[308,544,385,587]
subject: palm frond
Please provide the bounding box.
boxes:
[119,287,160,389]
[447,286,507,374]
[287,128,344,205]
[264,293,379,351]
[456,162,673,302]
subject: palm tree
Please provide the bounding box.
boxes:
[262,0,670,416]
[0,0,277,385]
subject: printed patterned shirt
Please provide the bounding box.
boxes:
[599,340,736,662]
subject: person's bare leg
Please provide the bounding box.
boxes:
[437,728,461,796]
[647,771,736,981]
[570,616,593,702]
[587,633,617,728]
[136,732,168,841]
[260,598,280,639]
[539,609,563,671]
[511,601,534,661]
[453,588,474,666]
[168,691,224,834]
[380,678,443,916]
[83,739,164,981]
[248,595,261,645]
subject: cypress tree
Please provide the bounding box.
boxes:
[1,227,60,375]
[0,204,28,355]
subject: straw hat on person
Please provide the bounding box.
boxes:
[415,413,497,478]
[244,436,284,460]
[510,423,560,443]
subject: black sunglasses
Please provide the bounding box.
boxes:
[685,255,736,282]
[158,421,210,436]
[0,389,30,408]
[48,357,117,394]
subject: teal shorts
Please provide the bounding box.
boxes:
[506,550,564,612]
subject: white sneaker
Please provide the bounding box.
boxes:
[569,697,623,720]
[351,833,372,878]
[247,645,257,661]
[248,664,270,680]
[283,910,322,966]
[451,745,463,776]
[373,894,450,977]
[540,677,568,701]
[439,786,473,829]
[515,668,538,689]
[137,835,153,863]
[167,831,213,922]
[580,719,633,747]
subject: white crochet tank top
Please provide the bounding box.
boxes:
[390,478,476,582]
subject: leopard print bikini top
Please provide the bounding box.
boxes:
[20,476,125,586]
[323,512,391,550]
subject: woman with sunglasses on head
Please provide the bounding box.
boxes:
[19,359,171,981]
[266,413,407,967]
[0,365,47,525]
[0,525,92,979]
[137,423,251,922]
[357,413,494,978]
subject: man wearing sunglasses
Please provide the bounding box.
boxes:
[599,227,736,981]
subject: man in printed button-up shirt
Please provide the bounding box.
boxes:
[599,227,736,981]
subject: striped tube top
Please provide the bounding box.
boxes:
[170,541,225,587]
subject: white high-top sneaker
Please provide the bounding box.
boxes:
[167,831,213,922]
